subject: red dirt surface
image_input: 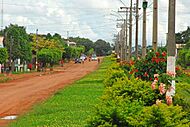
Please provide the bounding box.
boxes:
[0,60,100,127]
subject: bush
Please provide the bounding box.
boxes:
[87,64,190,126]
[103,77,159,106]
[104,64,126,87]
[134,104,190,127]
[134,49,167,81]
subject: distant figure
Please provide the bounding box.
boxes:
[82,57,85,64]
[60,60,64,67]
[28,63,32,71]
[98,58,100,64]
[89,56,91,62]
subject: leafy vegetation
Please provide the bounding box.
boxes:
[94,39,112,56]
[87,59,190,126]
[176,26,190,44]
[177,41,190,68]
[37,48,62,68]
[3,24,32,63]
[0,48,8,64]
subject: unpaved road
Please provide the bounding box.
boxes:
[0,60,100,126]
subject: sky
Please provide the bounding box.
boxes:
[1,0,190,46]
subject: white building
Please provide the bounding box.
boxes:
[0,36,4,48]
[66,41,76,47]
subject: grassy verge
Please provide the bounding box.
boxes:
[9,57,114,127]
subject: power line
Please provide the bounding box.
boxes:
[117,0,126,7]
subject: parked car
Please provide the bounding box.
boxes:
[74,58,81,64]
[91,54,97,61]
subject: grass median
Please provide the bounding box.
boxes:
[9,57,114,127]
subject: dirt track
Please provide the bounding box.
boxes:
[0,60,99,126]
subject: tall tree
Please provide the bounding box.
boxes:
[69,36,94,54]
[175,27,190,44]
[94,39,112,56]
[31,34,65,53]
[4,24,32,63]
[37,48,62,70]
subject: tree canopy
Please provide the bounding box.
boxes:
[176,27,190,44]
[0,48,8,64]
[3,24,32,63]
[37,48,62,67]
[69,36,94,54]
[30,34,65,53]
[94,39,112,56]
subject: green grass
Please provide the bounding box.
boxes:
[9,57,114,127]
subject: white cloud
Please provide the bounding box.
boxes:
[1,0,190,44]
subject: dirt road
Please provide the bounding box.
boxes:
[0,60,99,126]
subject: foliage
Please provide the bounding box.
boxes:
[3,24,32,62]
[0,48,8,64]
[177,42,190,68]
[62,46,85,60]
[133,49,167,81]
[87,61,190,126]
[88,73,190,126]
[134,104,190,127]
[69,36,94,54]
[94,39,112,56]
[103,63,126,87]
[87,48,94,56]
[37,48,62,67]
[176,27,190,44]
[30,34,65,53]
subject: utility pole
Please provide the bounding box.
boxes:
[118,8,129,61]
[128,0,133,61]
[67,31,69,40]
[142,0,148,58]
[10,36,13,72]
[135,0,139,58]
[152,0,158,51]
[166,0,176,97]
[36,29,38,70]
[125,11,128,61]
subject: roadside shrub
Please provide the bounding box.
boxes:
[87,77,190,126]
[134,104,190,127]
[103,77,159,106]
[104,64,126,87]
[87,98,143,127]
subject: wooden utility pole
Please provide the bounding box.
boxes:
[152,0,158,51]
[167,0,176,96]
[125,12,128,61]
[142,0,148,58]
[36,29,38,70]
[121,23,125,61]
[119,7,129,61]
[128,0,133,61]
[135,0,139,58]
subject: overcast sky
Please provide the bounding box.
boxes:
[1,0,190,46]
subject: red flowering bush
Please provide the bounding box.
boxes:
[134,49,167,81]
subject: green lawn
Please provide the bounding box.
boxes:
[9,57,114,127]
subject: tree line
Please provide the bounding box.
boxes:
[0,24,112,72]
